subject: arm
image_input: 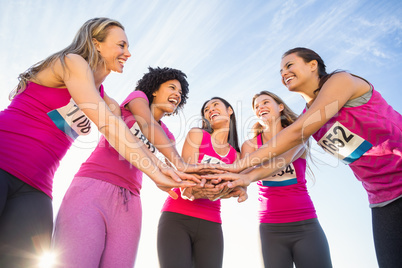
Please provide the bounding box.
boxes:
[127,97,186,169]
[204,144,306,188]
[58,54,196,193]
[103,91,121,117]
[230,72,360,172]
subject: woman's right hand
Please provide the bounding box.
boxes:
[201,172,252,188]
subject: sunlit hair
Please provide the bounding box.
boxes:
[135,67,189,115]
[10,17,124,99]
[251,91,298,138]
[282,47,344,94]
[200,97,240,152]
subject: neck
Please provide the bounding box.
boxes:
[93,65,111,89]
[298,76,320,107]
[211,126,230,146]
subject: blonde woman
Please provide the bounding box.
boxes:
[0,18,196,267]
[242,91,331,268]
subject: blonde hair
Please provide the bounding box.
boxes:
[10,17,124,99]
[251,91,298,138]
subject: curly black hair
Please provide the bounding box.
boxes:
[135,67,189,114]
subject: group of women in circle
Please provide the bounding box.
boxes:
[0,17,401,268]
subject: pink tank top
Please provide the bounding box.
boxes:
[256,134,317,223]
[76,91,175,195]
[0,82,104,198]
[310,88,402,205]
[161,129,238,223]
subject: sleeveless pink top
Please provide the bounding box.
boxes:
[310,88,402,205]
[76,91,175,195]
[161,129,238,223]
[0,82,104,198]
[256,134,317,223]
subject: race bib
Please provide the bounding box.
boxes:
[261,163,297,187]
[47,98,91,140]
[129,122,168,164]
[200,154,223,165]
[317,121,372,164]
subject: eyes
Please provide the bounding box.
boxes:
[280,62,293,75]
[204,102,219,113]
[170,86,182,95]
[255,100,269,110]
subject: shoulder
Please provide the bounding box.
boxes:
[185,127,205,144]
[323,71,370,100]
[242,137,258,151]
[122,90,149,108]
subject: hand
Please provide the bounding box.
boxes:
[150,169,197,199]
[201,172,252,188]
[178,163,226,175]
[160,165,201,184]
[219,186,248,203]
[209,183,233,201]
[181,183,222,200]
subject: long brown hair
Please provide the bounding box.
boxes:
[10,17,124,99]
[251,91,298,138]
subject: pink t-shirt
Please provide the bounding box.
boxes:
[161,129,238,223]
[75,91,175,195]
[0,82,104,198]
[310,88,402,205]
[256,134,317,223]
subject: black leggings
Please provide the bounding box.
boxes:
[157,211,224,268]
[372,197,402,268]
[260,218,332,268]
[0,169,53,268]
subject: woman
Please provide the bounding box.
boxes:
[53,67,191,268]
[157,97,240,268]
[242,91,332,268]
[0,18,195,268]
[209,47,402,268]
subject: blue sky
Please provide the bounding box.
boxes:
[0,0,401,267]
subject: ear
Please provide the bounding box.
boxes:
[152,92,157,97]
[279,103,284,112]
[227,106,234,116]
[309,60,318,72]
[92,38,101,51]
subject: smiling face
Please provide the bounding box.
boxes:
[253,94,283,125]
[95,26,131,73]
[151,79,182,115]
[280,52,318,93]
[203,99,233,129]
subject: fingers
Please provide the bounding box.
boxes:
[175,170,201,183]
[180,187,194,201]
[161,168,182,183]
[168,189,178,199]
[237,192,248,203]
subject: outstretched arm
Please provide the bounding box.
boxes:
[59,54,196,194]
[224,72,360,172]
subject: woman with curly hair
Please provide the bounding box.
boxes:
[53,67,193,268]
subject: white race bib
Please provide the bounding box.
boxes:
[48,98,91,140]
[200,154,223,165]
[317,121,372,164]
[261,163,297,187]
[129,122,167,163]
